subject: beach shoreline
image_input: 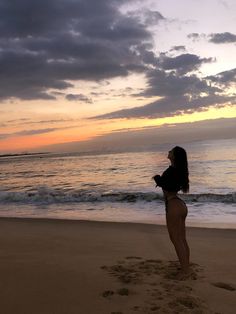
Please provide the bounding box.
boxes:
[0,214,236,230]
[0,217,235,313]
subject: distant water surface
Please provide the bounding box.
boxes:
[0,138,235,228]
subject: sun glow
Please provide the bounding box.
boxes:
[1,103,235,153]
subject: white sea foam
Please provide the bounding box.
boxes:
[0,187,235,204]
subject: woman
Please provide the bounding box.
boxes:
[153,146,190,278]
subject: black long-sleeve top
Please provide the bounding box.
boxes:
[153,166,182,192]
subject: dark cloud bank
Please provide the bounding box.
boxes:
[92,54,235,119]
[0,0,235,120]
[91,33,235,119]
[0,0,154,101]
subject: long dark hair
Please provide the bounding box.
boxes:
[172,146,189,193]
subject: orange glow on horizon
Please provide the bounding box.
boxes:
[1,104,236,153]
[0,131,96,152]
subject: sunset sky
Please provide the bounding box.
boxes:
[0,0,235,153]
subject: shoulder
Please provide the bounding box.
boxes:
[163,166,175,174]
[162,166,179,179]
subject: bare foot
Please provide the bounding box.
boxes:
[175,270,192,281]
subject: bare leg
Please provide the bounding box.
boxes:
[181,215,190,265]
[166,201,189,273]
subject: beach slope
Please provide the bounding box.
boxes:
[0,218,235,314]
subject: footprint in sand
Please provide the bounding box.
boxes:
[168,295,204,313]
[149,305,161,311]
[164,261,203,281]
[125,256,143,260]
[103,288,130,298]
[101,258,208,313]
[211,282,236,291]
[102,259,202,286]
[117,288,129,296]
[102,290,114,298]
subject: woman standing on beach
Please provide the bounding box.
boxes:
[153,146,190,277]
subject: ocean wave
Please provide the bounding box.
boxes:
[0,187,235,204]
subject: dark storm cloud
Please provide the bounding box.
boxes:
[92,94,235,119]
[0,0,133,38]
[66,93,92,103]
[92,63,235,120]
[0,0,155,100]
[89,24,235,121]
[207,68,236,85]
[0,49,73,100]
[137,64,222,99]
[158,53,214,75]
[209,32,236,43]
[1,0,234,120]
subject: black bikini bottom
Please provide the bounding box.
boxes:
[164,195,186,213]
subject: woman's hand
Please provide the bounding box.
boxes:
[152,174,161,187]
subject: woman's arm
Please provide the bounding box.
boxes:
[153,167,179,191]
[153,174,162,187]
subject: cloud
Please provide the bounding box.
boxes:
[91,63,235,120]
[170,45,186,52]
[158,53,214,75]
[7,118,76,126]
[1,0,234,122]
[209,32,236,43]
[0,0,157,101]
[66,93,92,103]
[142,10,165,25]
[187,33,203,41]
[32,118,75,124]
[206,68,236,85]
[0,126,73,139]
[91,94,235,120]
[127,8,165,26]
[141,69,216,97]
[188,32,236,44]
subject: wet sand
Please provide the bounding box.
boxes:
[0,217,235,314]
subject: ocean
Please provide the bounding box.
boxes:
[0,138,235,228]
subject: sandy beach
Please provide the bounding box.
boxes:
[0,218,235,314]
